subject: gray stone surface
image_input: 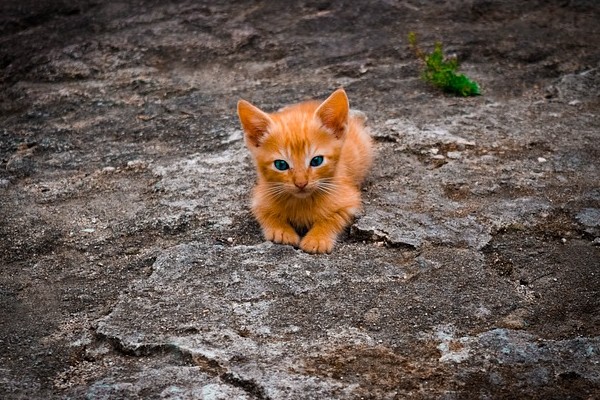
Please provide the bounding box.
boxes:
[90,242,599,398]
[1,1,599,399]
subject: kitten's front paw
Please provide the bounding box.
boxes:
[300,234,335,254]
[264,227,300,247]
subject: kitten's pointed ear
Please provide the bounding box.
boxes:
[237,99,272,147]
[315,88,349,139]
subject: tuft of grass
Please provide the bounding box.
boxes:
[408,32,481,97]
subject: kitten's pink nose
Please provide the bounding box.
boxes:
[294,180,308,190]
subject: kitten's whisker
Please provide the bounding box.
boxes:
[265,188,286,197]
[263,183,288,199]
[316,179,339,195]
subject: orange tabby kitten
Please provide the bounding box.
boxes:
[237,88,373,253]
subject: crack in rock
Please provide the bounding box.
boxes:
[221,372,271,400]
[349,223,420,248]
[353,211,492,250]
[96,327,274,399]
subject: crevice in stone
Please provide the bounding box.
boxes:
[221,372,271,400]
[95,329,270,398]
[348,224,419,250]
[95,330,197,367]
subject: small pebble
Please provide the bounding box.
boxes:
[102,166,116,173]
[81,228,95,233]
[480,155,496,163]
[561,238,567,243]
[447,151,462,159]
[537,157,547,163]
[226,237,234,243]
[127,159,146,169]
[364,308,381,324]
[500,310,527,330]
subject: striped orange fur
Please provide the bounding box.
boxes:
[237,88,373,253]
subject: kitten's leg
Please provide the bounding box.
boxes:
[251,186,300,247]
[300,209,353,254]
[254,210,300,247]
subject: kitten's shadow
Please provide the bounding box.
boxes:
[294,226,310,237]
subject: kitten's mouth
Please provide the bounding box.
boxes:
[292,188,313,198]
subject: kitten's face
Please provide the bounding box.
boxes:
[253,121,342,198]
[238,89,349,200]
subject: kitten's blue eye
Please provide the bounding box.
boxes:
[310,155,324,167]
[274,160,289,171]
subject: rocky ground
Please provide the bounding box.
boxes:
[1,0,599,399]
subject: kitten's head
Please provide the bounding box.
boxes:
[238,89,349,199]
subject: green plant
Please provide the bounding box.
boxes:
[408,32,481,97]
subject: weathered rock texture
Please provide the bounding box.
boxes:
[1,1,599,399]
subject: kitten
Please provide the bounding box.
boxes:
[237,88,373,253]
